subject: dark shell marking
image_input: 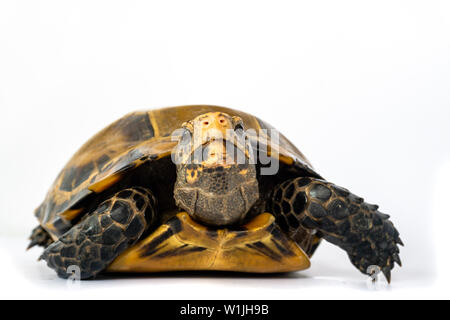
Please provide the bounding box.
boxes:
[270,178,402,282]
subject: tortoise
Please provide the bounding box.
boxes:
[29,105,403,281]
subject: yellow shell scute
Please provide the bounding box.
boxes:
[107,212,310,273]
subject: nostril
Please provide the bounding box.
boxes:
[203,121,209,126]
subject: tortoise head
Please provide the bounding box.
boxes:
[173,112,259,226]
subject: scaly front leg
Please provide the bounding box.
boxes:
[40,187,157,279]
[270,177,403,282]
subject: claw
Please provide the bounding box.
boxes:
[393,253,402,267]
[382,267,391,284]
[27,240,38,251]
[377,212,390,220]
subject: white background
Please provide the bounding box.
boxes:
[1,0,449,299]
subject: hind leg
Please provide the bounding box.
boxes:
[28,225,54,249]
[40,187,157,279]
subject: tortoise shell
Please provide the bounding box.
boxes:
[35,105,321,240]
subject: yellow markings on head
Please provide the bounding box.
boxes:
[177,112,251,168]
[201,140,233,166]
[190,112,238,147]
[186,168,199,184]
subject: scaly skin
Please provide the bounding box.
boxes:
[28,225,54,249]
[39,187,157,279]
[270,177,403,282]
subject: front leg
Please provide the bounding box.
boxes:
[40,187,157,279]
[270,177,403,282]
